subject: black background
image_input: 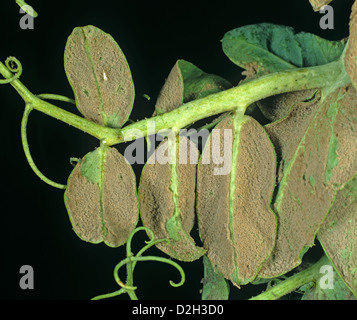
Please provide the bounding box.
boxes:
[0,0,354,300]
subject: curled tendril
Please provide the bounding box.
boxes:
[21,104,67,189]
[126,226,155,257]
[91,227,185,300]
[113,255,186,289]
[0,57,23,84]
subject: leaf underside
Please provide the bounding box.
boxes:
[318,177,357,297]
[197,115,277,286]
[259,85,357,278]
[64,25,134,128]
[345,1,357,90]
[139,136,205,261]
[64,146,139,247]
[154,59,231,115]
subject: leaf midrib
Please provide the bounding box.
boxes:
[82,29,107,126]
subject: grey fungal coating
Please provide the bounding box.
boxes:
[65,146,139,247]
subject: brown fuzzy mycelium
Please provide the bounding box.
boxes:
[264,90,321,182]
[64,163,103,243]
[197,115,277,286]
[64,25,134,128]
[64,147,138,247]
[153,62,184,115]
[318,177,357,296]
[345,1,357,90]
[101,147,139,247]
[196,118,234,279]
[257,89,317,122]
[139,136,205,261]
[259,85,357,278]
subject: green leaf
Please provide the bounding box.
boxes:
[222,23,345,75]
[197,114,277,286]
[318,177,357,297]
[64,25,135,128]
[154,59,231,115]
[64,146,139,247]
[296,32,344,67]
[259,85,357,278]
[300,259,356,300]
[201,256,230,300]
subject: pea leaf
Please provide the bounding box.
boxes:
[153,60,184,115]
[264,90,322,184]
[178,60,232,102]
[64,25,135,128]
[300,259,356,300]
[154,59,231,115]
[257,89,319,122]
[345,1,357,90]
[318,177,357,297]
[201,255,230,300]
[222,23,345,75]
[64,146,139,247]
[139,136,205,261]
[197,115,277,286]
[259,85,357,278]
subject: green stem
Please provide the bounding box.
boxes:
[0,60,117,142]
[91,288,126,300]
[21,105,67,189]
[36,93,75,105]
[250,255,330,300]
[0,58,349,146]
[16,0,38,17]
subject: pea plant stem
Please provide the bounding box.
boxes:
[15,0,38,18]
[0,58,349,146]
[250,255,330,300]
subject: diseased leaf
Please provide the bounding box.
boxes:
[259,85,357,278]
[64,25,134,128]
[222,23,345,75]
[264,90,321,184]
[154,59,231,115]
[345,1,357,90]
[318,177,357,297]
[197,115,277,286]
[178,60,232,102]
[257,89,319,122]
[201,255,230,300]
[154,61,184,115]
[64,146,139,247]
[139,136,205,261]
